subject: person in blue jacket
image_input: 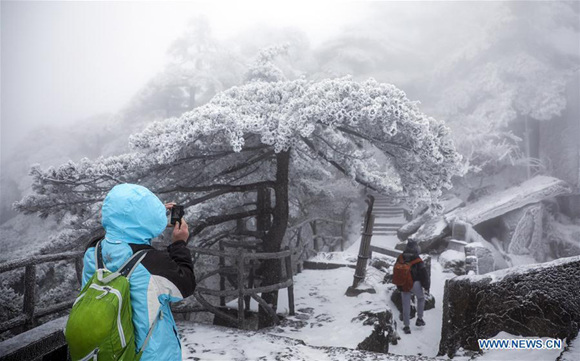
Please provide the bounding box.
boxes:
[82,183,196,360]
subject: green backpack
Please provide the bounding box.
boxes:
[65,241,155,361]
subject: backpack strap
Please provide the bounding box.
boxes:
[409,257,422,266]
[96,243,150,284]
[119,251,149,279]
[95,240,106,270]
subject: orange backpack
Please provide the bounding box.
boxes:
[392,255,422,292]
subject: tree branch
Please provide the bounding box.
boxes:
[300,136,378,192]
[335,125,415,152]
[187,208,268,242]
[158,180,275,194]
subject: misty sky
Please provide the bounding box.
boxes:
[1,0,366,162]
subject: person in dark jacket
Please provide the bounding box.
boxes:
[82,184,196,360]
[400,239,430,334]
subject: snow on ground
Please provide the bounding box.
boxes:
[178,207,575,361]
[271,267,391,348]
[559,335,580,361]
[179,252,574,360]
[308,252,358,265]
[179,322,436,360]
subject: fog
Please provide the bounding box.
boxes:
[1,1,363,159]
[1,0,579,224]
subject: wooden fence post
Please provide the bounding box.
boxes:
[23,264,36,328]
[284,247,295,316]
[237,253,245,329]
[346,195,375,296]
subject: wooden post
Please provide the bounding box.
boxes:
[219,241,225,307]
[351,215,375,287]
[346,195,375,295]
[311,221,319,252]
[237,253,245,329]
[23,264,36,328]
[284,247,295,316]
[245,260,254,312]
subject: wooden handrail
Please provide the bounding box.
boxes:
[0,251,84,334]
[0,251,84,273]
[193,243,295,330]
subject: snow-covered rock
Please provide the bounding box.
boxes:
[439,250,465,275]
[407,177,572,252]
[438,255,580,357]
[355,309,396,353]
[447,176,571,227]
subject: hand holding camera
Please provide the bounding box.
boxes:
[165,203,188,243]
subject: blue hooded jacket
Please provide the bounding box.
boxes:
[82,184,196,361]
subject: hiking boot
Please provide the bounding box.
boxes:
[416,318,426,327]
[403,326,411,334]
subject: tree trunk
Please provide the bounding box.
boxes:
[256,187,272,232]
[259,151,290,327]
[310,221,319,252]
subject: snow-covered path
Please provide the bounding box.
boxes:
[177,207,573,360]
[387,259,450,356]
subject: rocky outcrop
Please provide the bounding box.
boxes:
[397,212,432,241]
[408,177,571,252]
[439,256,580,357]
[397,195,464,243]
[355,310,396,353]
[447,176,571,227]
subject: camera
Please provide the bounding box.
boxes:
[167,205,185,226]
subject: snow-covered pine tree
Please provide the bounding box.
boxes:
[15,46,463,323]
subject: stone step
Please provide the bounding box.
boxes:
[361,225,401,230]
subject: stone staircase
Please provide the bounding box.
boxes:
[362,194,407,258]
[361,194,406,235]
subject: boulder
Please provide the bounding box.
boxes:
[438,255,580,357]
[407,176,571,253]
[398,195,463,244]
[354,309,397,353]
[464,243,495,274]
[439,249,465,276]
[398,212,432,241]
[447,176,571,227]
[412,217,450,252]
[547,219,580,260]
[505,203,545,260]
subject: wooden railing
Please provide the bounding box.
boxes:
[0,251,84,334]
[191,245,295,330]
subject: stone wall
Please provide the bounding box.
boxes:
[438,256,580,357]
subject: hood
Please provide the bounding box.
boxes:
[403,239,421,258]
[101,183,167,245]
